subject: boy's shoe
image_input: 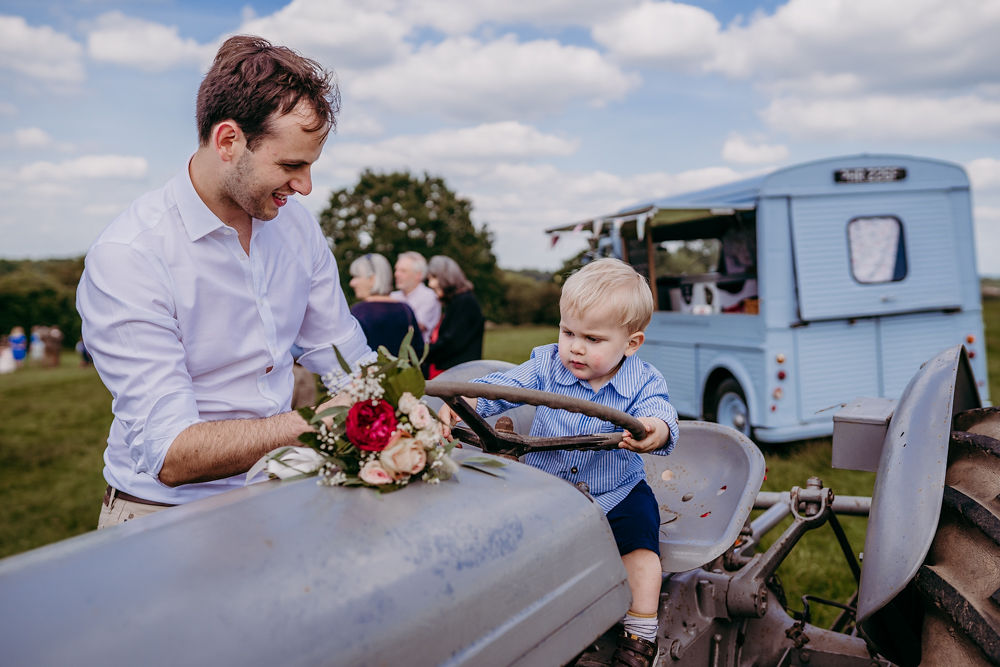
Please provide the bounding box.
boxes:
[610,631,658,667]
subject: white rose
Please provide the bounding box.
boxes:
[398,392,419,414]
[409,402,433,429]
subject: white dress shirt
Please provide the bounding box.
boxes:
[77,164,373,504]
[390,283,441,342]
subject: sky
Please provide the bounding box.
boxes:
[3,0,1000,273]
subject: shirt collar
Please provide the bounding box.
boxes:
[170,158,271,242]
[551,346,643,399]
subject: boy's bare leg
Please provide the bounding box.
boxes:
[622,548,661,614]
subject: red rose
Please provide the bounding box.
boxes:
[345,399,398,451]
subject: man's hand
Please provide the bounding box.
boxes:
[619,417,669,453]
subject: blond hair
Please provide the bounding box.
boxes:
[560,258,653,333]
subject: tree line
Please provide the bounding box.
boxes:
[1,171,563,345]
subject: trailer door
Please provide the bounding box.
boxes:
[789,191,962,322]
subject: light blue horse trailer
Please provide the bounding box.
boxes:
[549,154,989,442]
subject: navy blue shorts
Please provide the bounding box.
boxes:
[606,479,660,556]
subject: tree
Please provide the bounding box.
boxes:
[318,170,505,320]
[0,258,84,346]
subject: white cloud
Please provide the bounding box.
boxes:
[350,35,638,120]
[760,94,1000,140]
[0,15,85,83]
[87,11,214,71]
[722,134,788,164]
[18,155,148,182]
[13,127,54,149]
[967,158,1000,191]
[332,121,576,167]
[397,0,626,34]
[235,0,411,70]
[712,0,1000,94]
[592,1,720,67]
[593,0,1000,97]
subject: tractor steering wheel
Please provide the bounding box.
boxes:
[424,380,648,459]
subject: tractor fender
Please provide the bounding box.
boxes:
[858,345,981,625]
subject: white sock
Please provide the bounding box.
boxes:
[622,610,658,643]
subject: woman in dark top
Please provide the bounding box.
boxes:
[348,253,424,358]
[424,255,484,378]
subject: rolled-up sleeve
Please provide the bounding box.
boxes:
[77,242,201,477]
[294,220,374,388]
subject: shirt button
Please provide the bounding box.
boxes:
[570,466,578,474]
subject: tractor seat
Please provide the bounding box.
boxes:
[643,421,765,573]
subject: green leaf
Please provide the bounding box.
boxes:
[314,405,348,422]
[332,344,352,375]
[460,460,507,478]
[461,455,508,468]
[383,365,425,405]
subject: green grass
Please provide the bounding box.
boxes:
[2,304,999,629]
[0,355,112,557]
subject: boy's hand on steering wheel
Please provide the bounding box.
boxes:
[619,417,669,453]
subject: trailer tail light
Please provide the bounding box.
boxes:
[967,334,976,344]
[777,370,786,380]
[776,353,786,364]
[969,350,976,359]
[772,387,783,400]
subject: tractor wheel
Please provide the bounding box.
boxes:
[916,406,1000,665]
[705,378,751,438]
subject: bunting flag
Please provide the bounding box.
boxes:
[550,233,560,248]
[572,222,584,233]
[612,218,624,258]
[636,212,647,241]
[593,218,604,237]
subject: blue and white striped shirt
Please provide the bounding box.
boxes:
[473,343,679,514]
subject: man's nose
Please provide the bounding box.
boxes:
[290,169,313,196]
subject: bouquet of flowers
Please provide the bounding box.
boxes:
[250,332,461,490]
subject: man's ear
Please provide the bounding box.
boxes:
[624,330,645,357]
[212,120,242,163]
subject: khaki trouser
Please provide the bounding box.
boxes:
[98,489,170,529]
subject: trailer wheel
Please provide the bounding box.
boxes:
[916,407,1000,665]
[705,378,751,438]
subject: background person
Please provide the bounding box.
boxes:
[77,35,373,528]
[29,326,45,364]
[8,326,27,368]
[424,255,484,378]
[0,336,14,374]
[349,253,424,358]
[391,251,441,343]
[43,326,62,368]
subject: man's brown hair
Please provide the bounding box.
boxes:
[196,35,340,150]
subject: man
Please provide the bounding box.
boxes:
[77,36,373,528]
[390,251,442,343]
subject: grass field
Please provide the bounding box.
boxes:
[1,311,997,629]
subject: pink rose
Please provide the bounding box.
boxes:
[380,432,428,480]
[345,399,397,451]
[359,460,393,485]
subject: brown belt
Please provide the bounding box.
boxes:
[103,484,176,508]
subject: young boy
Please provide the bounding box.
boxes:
[439,258,679,666]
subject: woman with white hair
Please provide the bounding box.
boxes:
[424,255,484,378]
[348,253,424,357]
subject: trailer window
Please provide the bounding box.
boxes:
[847,216,907,283]
[650,219,758,314]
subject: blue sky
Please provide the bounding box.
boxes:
[3,0,1000,272]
